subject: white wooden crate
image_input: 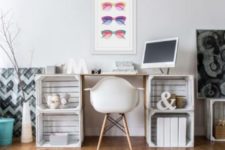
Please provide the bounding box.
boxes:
[147,75,194,111]
[36,75,82,111]
[206,99,225,141]
[146,111,194,147]
[36,110,83,147]
[146,75,194,147]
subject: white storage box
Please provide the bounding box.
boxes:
[147,75,194,111]
[50,133,68,145]
[36,75,82,111]
[206,99,225,141]
[36,111,83,147]
[147,112,194,147]
[36,75,83,148]
[146,75,194,148]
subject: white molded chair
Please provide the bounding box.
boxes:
[86,77,142,150]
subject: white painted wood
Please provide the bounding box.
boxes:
[42,87,80,93]
[146,75,194,148]
[42,81,80,87]
[36,75,83,147]
[148,75,194,111]
[147,111,194,147]
[36,111,83,147]
[36,75,82,111]
[43,93,80,99]
[206,99,225,141]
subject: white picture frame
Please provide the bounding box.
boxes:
[93,0,136,54]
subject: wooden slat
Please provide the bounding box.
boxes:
[42,81,80,87]
[151,90,187,96]
[223,103,225,120]
[43,126,79,132]
[214,102,220,124]
[43,115,79,121]
[42,87,80,93]
[152,79,186,85]
[43,76,80,82]
[43,135,80,141]
[43,93,80,98]
[42,97,80,102]
[43,120,79,127]
[151,85,187,91]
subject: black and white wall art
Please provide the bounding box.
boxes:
[197,30,225,98]
[0,68,43,136]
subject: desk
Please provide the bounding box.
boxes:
[81,73,148,137]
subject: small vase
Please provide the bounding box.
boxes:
[21,101,33,143]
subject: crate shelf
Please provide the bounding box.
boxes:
[36,75,82,111]
[36,75,83,148]
[146,112,194,147]
[36,111,83,147]
[206,99,225,141]
[146,75,194,148]
[147,75,194,110]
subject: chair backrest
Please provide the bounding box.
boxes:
[90,77,139,113]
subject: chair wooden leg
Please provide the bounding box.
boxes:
[123,114,130,135]
[97,114,108,150]
[122,114,132,150]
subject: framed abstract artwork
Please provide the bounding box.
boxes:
[93,0,136,54]
[197,30,225,98]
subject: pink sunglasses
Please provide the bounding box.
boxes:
[101,30,126,39]
[102,2,125,11]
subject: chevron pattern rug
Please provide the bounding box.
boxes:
[0,68,43,137]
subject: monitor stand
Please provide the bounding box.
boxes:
[159,68,170,75]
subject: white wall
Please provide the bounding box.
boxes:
[1,0,225,136]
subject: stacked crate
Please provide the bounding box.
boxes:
[146,75,194,147]
[35,75,83,147]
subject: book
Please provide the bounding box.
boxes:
[164,118,171,147]
[170,117,178,147]
[157,117,164,147]
[178,117,187,147]
[115,61,133,67]
[114,66,135,70]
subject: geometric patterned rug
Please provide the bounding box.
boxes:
[0,68,44,137]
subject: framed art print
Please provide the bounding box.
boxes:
[93,0,136,54]
[197,30,225,98]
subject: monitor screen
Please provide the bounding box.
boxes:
[142,37,178,68]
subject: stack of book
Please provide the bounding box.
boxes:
[112,61,137,74]
[157,117,187,147]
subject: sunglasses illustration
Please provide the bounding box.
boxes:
[102,2,125,11]
[101,30,126,39]
[102,16,126,25]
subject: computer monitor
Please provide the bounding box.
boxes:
[141,37,178,69]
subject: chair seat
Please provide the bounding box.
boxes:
[90,77,139,113]
[90,96,138,113]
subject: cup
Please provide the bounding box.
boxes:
[176,96,186,108]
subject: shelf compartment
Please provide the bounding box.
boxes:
[146,111,194,147]
[36,75,82,110]
[206,99,225,141]
[36,111,83,147]
[147,75,194,111]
